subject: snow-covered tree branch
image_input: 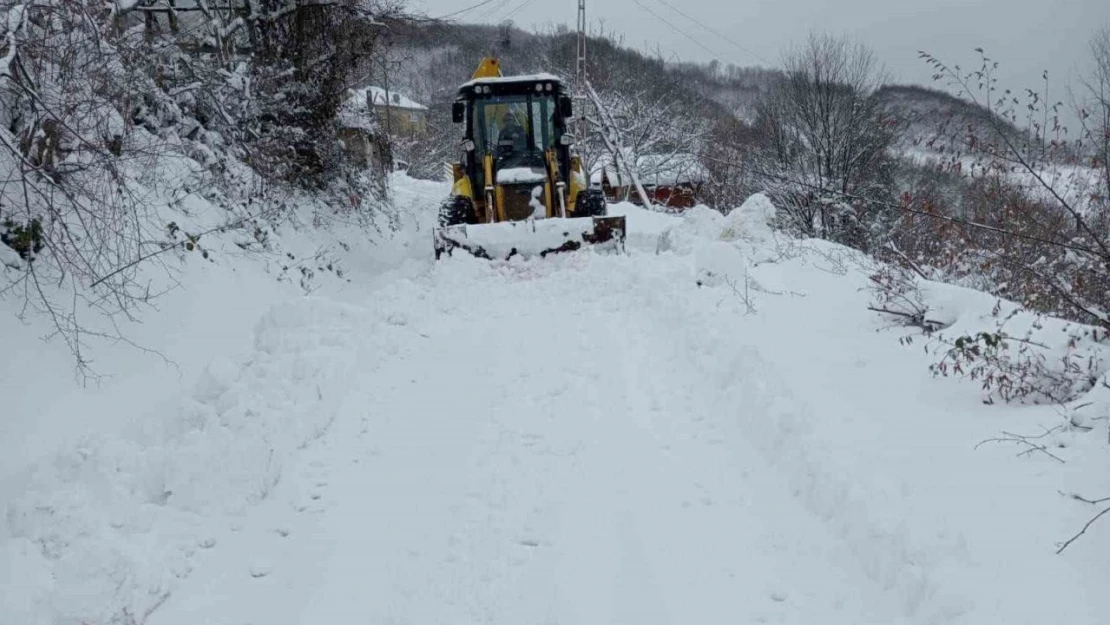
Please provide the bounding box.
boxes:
[0,0,414,378]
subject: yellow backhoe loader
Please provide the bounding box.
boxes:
[433,58,626,260]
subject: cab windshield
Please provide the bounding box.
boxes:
[472,93,556,169]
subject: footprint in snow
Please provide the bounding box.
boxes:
[249,563,272,578]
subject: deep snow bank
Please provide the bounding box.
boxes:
[636,196,1110,623]
[0,173,440,624]
[2,298,377,623]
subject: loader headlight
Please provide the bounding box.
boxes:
[559,134,574,146]
[546,83,552,91]
[462,139,475,152]
[535,83,543,92]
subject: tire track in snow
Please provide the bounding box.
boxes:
[414,253,912,624]
[288,275,602,625]
[567,260,909,625]
[145,248,923,625]
[534,308,673,625]
[679,288,978,623]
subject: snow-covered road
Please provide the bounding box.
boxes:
[6,177,1109,625]
[147,251,907,625]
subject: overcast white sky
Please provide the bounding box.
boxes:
[412,0,1110,120]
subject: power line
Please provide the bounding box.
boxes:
[648,0,772,67]
[501,0,542,21]
[630,0,729,67]
[479,0,516,20]
[433,0,503,20]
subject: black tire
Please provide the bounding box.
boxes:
[576,189,607,217]
[438,195,475,227]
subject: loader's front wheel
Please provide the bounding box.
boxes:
[438,195,475,227]
[576,189,608,217]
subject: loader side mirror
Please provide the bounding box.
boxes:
[560,96,573,119]
[452,102,465,124]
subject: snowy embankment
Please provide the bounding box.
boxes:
[0,173,443,624]
[3,175,1109,624]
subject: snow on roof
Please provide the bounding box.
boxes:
[336,89,378,131]
[638,153,710,185]
[460,73,565,89]
[361,86,427,111]
[589,152,708,186]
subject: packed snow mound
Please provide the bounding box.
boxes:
[608,200,768,292]
[681,205,728,235]
[722,192,777,243]
[693,241,750,290]
[598,201,677,252]
[649,207,722,256]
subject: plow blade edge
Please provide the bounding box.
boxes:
[433,216,626,261]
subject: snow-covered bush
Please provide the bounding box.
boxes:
[0,0,409,374]
[867,262,948,334]
[906,43,1110,336]
[928,305,1108,405]
[0,0,192,374]
[868,255,1109,406]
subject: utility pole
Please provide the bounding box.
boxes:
[574,0,588,146]
[574,0,653,208]
[381,46,392,139]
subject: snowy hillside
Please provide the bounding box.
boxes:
[874,84,1029,155]
[3,174,1108,624]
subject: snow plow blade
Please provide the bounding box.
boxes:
[433,216,626,261]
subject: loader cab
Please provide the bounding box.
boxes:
[452,74,574,193]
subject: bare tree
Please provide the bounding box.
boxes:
[749,33,899,249]
[581,79,711,207]
[701,116,759,209]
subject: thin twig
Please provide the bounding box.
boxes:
[89,211,263,289]
[1059,491,1110,505]
[1057,506,1110,554]
[867,306,947,331]
[883,241,930,280]
[974,432,1067,463]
